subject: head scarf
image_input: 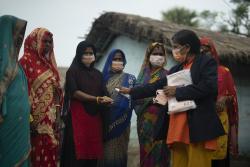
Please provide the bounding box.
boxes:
[102,49,135,140]
[65,41,97,95]
[69,41,96,69]
[63,41,98,116]
[102,49,127,83]
[137,42,167,85]
[0,15,27,116]
[21,28,60,78]
[200,36,239,156]
[200,37,220,64]
[19,28,63,127]
[0,16,31,166]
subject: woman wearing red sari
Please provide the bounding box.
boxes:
[19,28,63,167]
[200,37,239,167]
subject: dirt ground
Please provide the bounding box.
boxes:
[127,145,250,167]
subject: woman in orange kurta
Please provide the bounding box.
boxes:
[19,28,63,167]
[200,37,239,167]
[120,30,225,167]
[166,46,218,167]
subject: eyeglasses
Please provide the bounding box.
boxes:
[172,45,186,53]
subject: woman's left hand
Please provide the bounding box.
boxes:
[216,96,227,112]
[163,86,177,97]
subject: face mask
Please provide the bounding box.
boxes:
[81,55,95,67]
[149,55,165,67]
[111,61,124,72]
[172,48,187,63]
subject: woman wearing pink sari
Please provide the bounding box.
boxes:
[19,28,63,167]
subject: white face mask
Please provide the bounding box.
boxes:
[81,55,95,67]
[149,55,165,67]
[111,61,124,72]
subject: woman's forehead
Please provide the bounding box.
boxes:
[85,47,93,51]
[114,51,123,57]
[152,46,163,52]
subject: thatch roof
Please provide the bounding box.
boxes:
[85,12,250,64]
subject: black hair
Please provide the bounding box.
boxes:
[69,41,96,68]
[147,42,166,59]
[75,41,96,61]
[171,29,200,55]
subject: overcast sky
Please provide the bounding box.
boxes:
[1,0,233,67]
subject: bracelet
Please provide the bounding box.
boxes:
[96,96,100,104]
[55,104,61,107]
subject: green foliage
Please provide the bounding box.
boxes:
[231,0,250,3]
[198,10,218,29]
[161,1,250,36]
[161,7,199,27]
[228,0,250,36]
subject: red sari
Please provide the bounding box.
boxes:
[200,37,239,157]
[19,28,63,167]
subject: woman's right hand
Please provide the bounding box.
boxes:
[98,96,114,105]
[118,87,131,94]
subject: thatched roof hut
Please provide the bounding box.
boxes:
[86,12,250,65]
[83,12,250,156]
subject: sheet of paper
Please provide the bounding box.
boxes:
[167,69,196,114]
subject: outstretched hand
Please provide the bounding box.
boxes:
[117,87,131,94]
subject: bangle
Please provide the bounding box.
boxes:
[96,96,100,104]
[55,104,61,107]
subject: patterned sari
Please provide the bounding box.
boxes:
[98,49,136,167]
[135,43,170,167]
[200,37,239,164]
[19,28,63,167]
[0,15,30,167]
